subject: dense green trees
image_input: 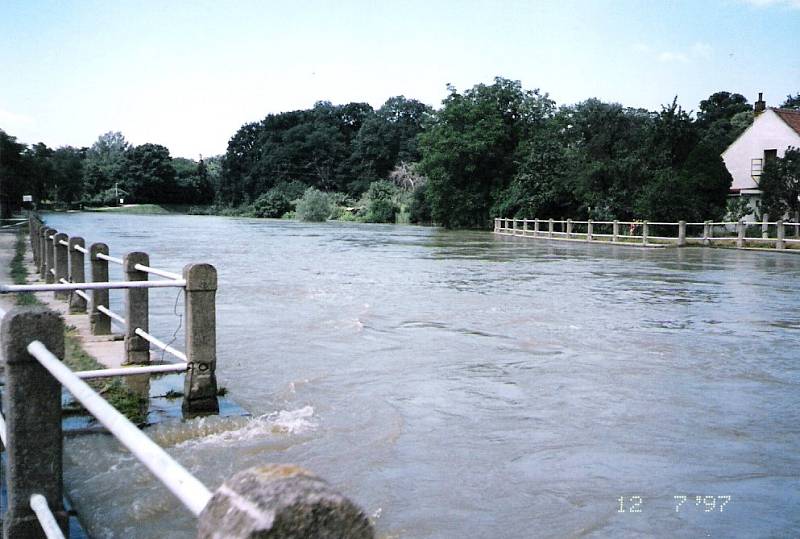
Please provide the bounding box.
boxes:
[759,148,800,221]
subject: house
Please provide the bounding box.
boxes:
[721,93,800,216]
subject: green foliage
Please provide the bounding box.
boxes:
[726,196,753,221]
[781,93,800,110]
[759,148,800,220]
[253,180,307,218]
[363,180,399,223]
[295,187,332,222]
[11,231,38,305]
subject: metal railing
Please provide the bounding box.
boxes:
[6,215,217,414]
[0,306,374,538]
[494,217,800,251]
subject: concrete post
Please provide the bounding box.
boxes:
[38,227,49,279]
[29,218,39,267]
[678,221,687,247]
[493,218,498,232]
[776,220,785,250]
[548,218,553,238]
[124,252,150,365]
[703,221,711,247]
[762,213,769,239]
[53,232,69,300]
[566,219,573,238]
[183,263,219,415]
[0,307,69,539]
[613,221,619,242]
[587,220,593,242]
[44,229,55,284]
[68,237,87,313]
[736,219,745,249]
[534,219,539,237]
[197,465,374,539]
[512,218,517,235]
[89,243,111,336]
[642,221,649,245]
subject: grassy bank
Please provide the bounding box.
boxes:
[83,203,198,214]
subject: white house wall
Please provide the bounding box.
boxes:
[721,109,800,191]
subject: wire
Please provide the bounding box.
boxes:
[161,288,183,363]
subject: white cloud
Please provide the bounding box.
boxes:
[0,107,34,130]
[658,51,689,63]
[691,42,713,60]
[739,0,800,8]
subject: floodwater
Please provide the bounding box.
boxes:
[42,213,800,538]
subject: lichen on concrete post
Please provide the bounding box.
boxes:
[678,221,687,247]
[197,465,374,539]
[183,263,219,415]
[45,228,56,284]
[736,219,745,249]
[1,307,69,539]
[124,252,150,365]
[776,220,785,250]
[53,232,69,300]
[90,243,111,336]
[69,237,87,313]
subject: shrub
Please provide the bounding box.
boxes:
[295,188,332,222]
[253,181,307,218]
[363,180,399,223]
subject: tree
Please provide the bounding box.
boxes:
[50,147,85,206]
[781,93,800,110]
[121,143,176,203]
[418,77,555,228]
[83,131,129,199]
[295,187,332,221]
[759,148,800,221]
[697,92,750,127]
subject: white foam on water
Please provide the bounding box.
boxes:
[174,405,316,449]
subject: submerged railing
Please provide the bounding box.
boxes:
[494,217,800,250]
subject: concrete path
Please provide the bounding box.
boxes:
[0,231,19,313]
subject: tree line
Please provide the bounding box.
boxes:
[2,81,799,226]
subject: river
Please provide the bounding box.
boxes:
[41,213,800,538]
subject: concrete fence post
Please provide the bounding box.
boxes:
[183,263,219,415]
[29,218,39,267]
[53,233,69,300]
[587,220,593,242]
[703,220,711,247]
[678,221,687,247]
[736,219,745,249]
[776,220,785,250]
[197,465,374,539]
[89,243,111,336]
[44,229,56,284]
[613,220,619,242]
[566,219,573,238]
[39,227,49,279]
[548,218,553,238]
[68,237,87,313]
[762,213,769,239]
[512,218,517,235]
[1,307,69,539]
[534,219,540,237]
[523,219,528,235]
[642,221,649,245]
[124,252,150,365]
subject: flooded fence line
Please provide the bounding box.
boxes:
[494,217,800,251]
[0,215,375,538]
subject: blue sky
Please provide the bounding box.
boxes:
[1,0,798,158]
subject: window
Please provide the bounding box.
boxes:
[765,149,778,163]
[751,158,763,180]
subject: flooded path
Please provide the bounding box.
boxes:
[43,213,800,538]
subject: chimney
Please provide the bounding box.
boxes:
[754,92,766,115]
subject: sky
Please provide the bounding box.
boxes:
[0,0,798,159]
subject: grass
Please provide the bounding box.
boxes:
[84,204,197,215]
[11,230,39,305]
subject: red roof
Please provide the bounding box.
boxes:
[774,108,800,136]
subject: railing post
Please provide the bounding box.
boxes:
[612,220,619,242]
[534,219,539,237]
[703,220,711,247]
[762,213,769,239]
[53,233,69,300]
[124,252,150,365]
[587,220,593,242]
[68,237,87,313]
[512,218,517,235]
[776,220,785,250]
[197,465,374,538]
[642,221,649,245]
[1,307,69,538]
[30,218,39,268]
[38,227,48,279]
[678,221,686,247]
[89,243,111,336]
[183,264,220,415]
[493,218,499,232]
[566,219,572,238]
[548,218,553,238]
[44,229,56,284]
[736,219,745,249]
[522,219,528,235]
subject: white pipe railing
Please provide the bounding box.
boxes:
[134,263,182,281]
[76,362,187,379]
[135,328,188,362]
[29,494,66,539]
[97,305,126,326]
[0,410,6,447]
[95,252,123,265]
[73,244,88,254]
[0,279,186,293]
[26,340,213,516]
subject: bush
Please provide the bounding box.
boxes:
[363,180,399,223]
[409,185,431,223]
[295,188,332,222]
[253,181,307,218]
